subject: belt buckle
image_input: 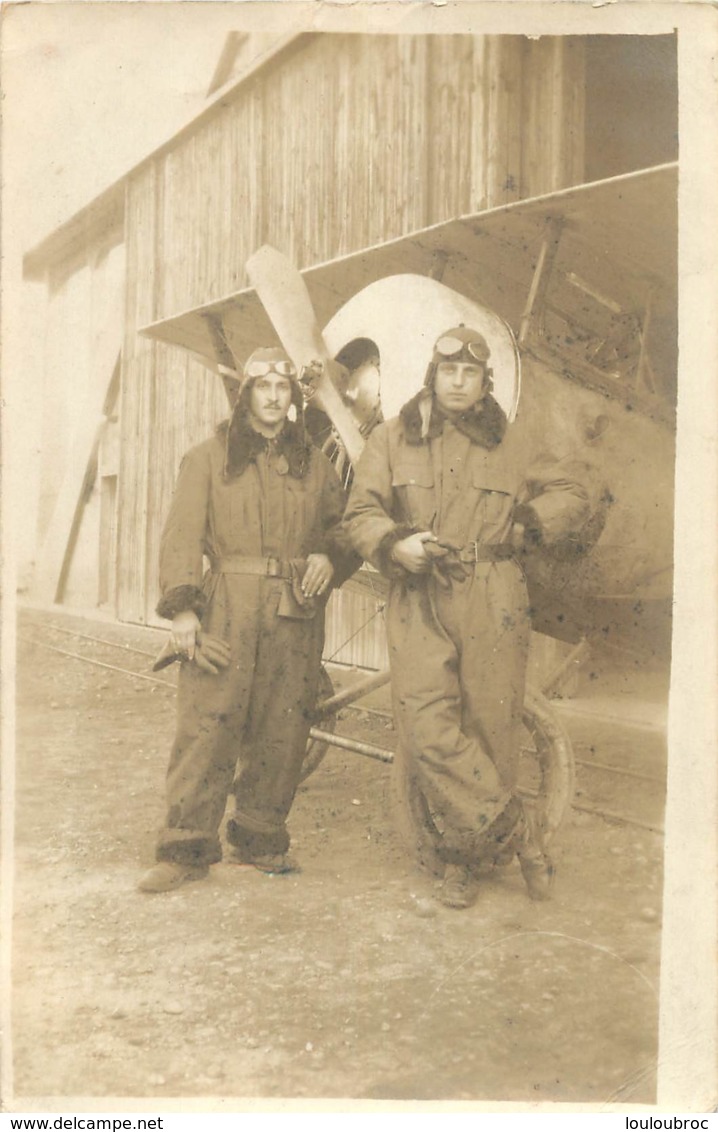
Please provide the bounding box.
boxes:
[266,557,280,577]
[469,540,479,564]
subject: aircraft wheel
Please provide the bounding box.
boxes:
[520,685,576,841]
[299,666,337,784]
[392,684,575,876]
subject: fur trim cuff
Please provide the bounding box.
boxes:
[225,817,290,857]
[314,525,363,589]
[156,585,208,621]
[376,524,416,578]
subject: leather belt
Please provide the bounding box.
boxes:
[457,542,515,564]
[210,555,292,578]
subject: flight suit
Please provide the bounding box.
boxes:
[344,400,591,864]
[154,422,355,867]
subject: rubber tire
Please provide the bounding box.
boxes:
[392,683,575,875]
[298,666,338,784]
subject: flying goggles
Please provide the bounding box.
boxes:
[434,335,490,365]
[245,359,297,379]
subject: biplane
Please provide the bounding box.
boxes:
[142,162,676,870]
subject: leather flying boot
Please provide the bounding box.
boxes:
[440,864,479,909]
[514,806,554,901]
[138,861,209,894]
[227,848,301,874]
[250,852,301,875]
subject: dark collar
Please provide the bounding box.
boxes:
[218,412,312,479]
[399,390,507,449]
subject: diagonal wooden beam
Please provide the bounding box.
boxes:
[54,356,121,604]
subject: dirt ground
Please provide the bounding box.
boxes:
[10,607,667,1107]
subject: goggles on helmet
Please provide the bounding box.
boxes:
[434,335,489,364]
[245,359,297,379]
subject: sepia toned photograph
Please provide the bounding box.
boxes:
[2,0,716,1114]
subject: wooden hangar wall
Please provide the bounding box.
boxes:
[117,32,588,658]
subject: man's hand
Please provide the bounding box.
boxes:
[298,358,324,397]
[194,633,232,675]
[391,531,437,574]
[170,610,201,660]
[302,553,335,597]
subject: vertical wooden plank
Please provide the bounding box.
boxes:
[98,473,118,609]
[484,36,524,207]
[208,117,227,300]
[427,34,475,225]
[158,146,180,317]
[532,38,563,194]
[215,105,235,297]
[478,35,503,207]
[469,35,490,212]
[562,38,586,189]
[505,39,525,204]
[116,351,153,623]
[546,38,587,192]
[144,341,182,622]
[333,37,352,256]
[399,35,430,235]
[117,166,156,623]
[116,178,139,623]
[521,39,543,201]
[348,36,373,250]
[522,37,586,198]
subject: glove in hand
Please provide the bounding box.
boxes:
[423,539,471,588]
[152,632,231,675]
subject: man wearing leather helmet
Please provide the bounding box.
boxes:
[344,326,592,909]
[139,346,358,893]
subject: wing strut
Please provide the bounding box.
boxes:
[518,217,564,348]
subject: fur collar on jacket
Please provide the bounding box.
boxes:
[218,412,312,480]
[398,390,508,449]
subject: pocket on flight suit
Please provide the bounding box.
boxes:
[391,463,435,528]
[471,467,515,529]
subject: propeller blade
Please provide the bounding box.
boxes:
[246,245,365,465]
